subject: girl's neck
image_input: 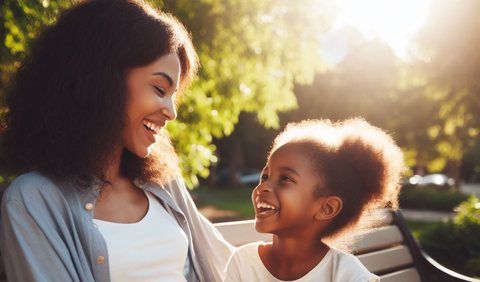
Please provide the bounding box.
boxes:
[259,236,330,281]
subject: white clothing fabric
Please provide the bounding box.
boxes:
[93,191,188,282]
[225,241,379,282]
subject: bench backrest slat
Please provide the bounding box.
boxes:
[353,225,403,254]
[357,245,413,274]
[380,268,422,282]
[214,220,272,246]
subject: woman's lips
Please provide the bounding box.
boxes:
[142,119,165,143]
[143,119,165,134]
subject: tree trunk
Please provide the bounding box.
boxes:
[445,159,462,190]
[229,136,244,186]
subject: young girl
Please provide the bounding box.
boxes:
[225,118,406,282]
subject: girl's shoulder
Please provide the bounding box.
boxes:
[326,248,379,282]
[230,241,269,263]
[237,241,264,251]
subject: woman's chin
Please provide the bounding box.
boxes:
[141,147,151,158]
[128,146,151,159]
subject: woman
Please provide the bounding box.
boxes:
[0,0,234,281]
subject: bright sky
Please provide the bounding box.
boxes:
[321,0,432,63]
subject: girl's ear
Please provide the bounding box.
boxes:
[315,196,343,221]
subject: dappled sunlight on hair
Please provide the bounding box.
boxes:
[269,118,407,251]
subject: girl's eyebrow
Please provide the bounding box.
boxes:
[279,166,301,177]
[152,72,173,86]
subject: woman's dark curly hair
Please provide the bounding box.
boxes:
[1,0,199,186]
[268,118,407,250]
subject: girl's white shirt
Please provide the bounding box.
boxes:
[93,191,188,282]
[224,241,379,282]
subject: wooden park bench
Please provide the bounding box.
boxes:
[214,210,480,282]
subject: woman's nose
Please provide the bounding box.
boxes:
[162,96,177,121]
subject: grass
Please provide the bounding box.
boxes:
[193,185,255,219]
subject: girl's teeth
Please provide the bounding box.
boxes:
[256,201,277,210]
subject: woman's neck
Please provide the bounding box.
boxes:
[94,147,149,223]
[259,236,329,281]
[103,146,124,184]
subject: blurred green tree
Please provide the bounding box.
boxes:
[400,0,480,182]
[1,0,335,187]
[0,0,72,99]
[160,0,337,186]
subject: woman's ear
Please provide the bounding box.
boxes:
[315,196,343,221]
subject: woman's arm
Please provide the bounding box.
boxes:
[166,177,236,282]
[224,251,243,282]
[1,199,82,282]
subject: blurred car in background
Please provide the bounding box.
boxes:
[214,168,262,185]
[405,173,455,188]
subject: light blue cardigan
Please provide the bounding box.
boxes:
[0,171,234,282]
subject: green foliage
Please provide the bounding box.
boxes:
[454,196,480,225]
[1,0,336,187]
[160,0,336,187]
[399,185,470,211]
[405,220,436,239]
[0,0,71,98]
[418,197,480,277]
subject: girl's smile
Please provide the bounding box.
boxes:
[254,196,279,218]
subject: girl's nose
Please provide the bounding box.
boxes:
[256,182,273,193]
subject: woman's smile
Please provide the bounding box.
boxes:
[142,118,166,143]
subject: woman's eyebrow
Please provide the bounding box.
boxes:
[152,72,173,86]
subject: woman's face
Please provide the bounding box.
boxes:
[122,53,181,158]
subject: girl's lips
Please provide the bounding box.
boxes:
[254,195,279,219]
[255,208,278,219]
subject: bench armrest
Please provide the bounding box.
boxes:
[394,211,480,282]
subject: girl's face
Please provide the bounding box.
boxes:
[121,53,181,158]
[252,142,322,236]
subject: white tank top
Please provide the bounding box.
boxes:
[93,191,188,282]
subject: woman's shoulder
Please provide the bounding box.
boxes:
[2,171,63,206]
